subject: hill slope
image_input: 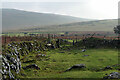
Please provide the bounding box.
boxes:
[2,9,91,31]
[21,19,117,32]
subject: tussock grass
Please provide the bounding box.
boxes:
[17,48,118,78]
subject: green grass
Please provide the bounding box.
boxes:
[17,48,118,78]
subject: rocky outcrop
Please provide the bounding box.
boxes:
[103,72,120,79]
[65,64,86,72]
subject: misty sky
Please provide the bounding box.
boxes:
[1,0,120,20]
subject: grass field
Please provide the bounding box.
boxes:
[2,31,116,37]
[17,48,118,78]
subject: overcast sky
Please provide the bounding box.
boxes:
[1,0,120,20]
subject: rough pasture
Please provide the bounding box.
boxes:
[1,35,120,79]
[17,48,118,78]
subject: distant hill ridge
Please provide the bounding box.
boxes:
[2,9,91,31]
